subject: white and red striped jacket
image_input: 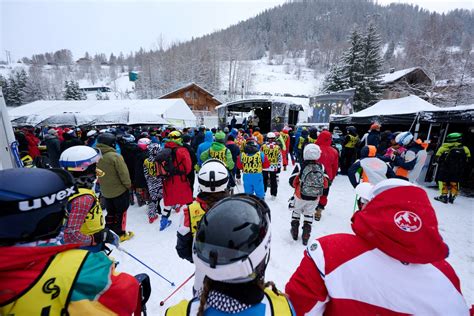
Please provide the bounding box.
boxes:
[286,186,470,315]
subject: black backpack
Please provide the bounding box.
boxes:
[155,147,184,178]
[443,147,467,169]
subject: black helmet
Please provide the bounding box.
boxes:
[347,126,357,134]
[97,132,116,148]
[309,127,318,139]
[0,168,77,245]
[193,194,271,283]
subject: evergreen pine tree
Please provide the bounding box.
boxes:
[359,22,384,108]
[64,80,87,100]
[341,27,364,90]
[0,75,7,98]
[322,63,348,92]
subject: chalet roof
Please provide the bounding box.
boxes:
[380,67,429,84]
[159,82,222,104]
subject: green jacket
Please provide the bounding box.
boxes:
[435,142,471,158]
[200,142,235,170]
[96,143,131,198]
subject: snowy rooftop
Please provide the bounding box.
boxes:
[380,67,424,84]
[351,95,439,117]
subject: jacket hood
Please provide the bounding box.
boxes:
[96,143,116,154]
[210,142,226,151]
[204,131,214,142]
[244,143,259,155]
[351,186,448,264]
[44,134,58,141]
[316,131,332,146]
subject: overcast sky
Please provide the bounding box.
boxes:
[1,0,472,61]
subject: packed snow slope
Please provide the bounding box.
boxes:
[112,168,473,314]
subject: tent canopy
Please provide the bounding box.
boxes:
[331,95,439,125]
[8,99,196,127]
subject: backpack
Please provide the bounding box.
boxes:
[443,147,467,169]
[155,147,184,178]
[300,163,324,200]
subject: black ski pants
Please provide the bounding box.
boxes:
[105,190,130,235]
[263,171,278,197]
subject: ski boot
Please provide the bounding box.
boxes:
[160,216,172,231]
[148,214,159,224]
[302,222,312,246]
[119,231,135,242]
[434,195,448,204]
[314,206,324,221]
[448,194,456,204]
[290,220,299,241]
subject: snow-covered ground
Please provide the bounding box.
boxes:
[113,169,473,313]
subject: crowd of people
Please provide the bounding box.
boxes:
[2,122,472,315]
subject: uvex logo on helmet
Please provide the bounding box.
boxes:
[393,211,422,232]
[19,185,76,211]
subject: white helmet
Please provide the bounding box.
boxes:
[303,143,321,160]
[369,178,415,201]
[355,182,374,203]
[198,159,229,193]
[59,145,101,172]
[59,145,101,188]
[267,132,276,139]
[395,132,413,146]
[99,129,108,134]
[86,130,97,137]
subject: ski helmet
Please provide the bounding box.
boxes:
[360,145,377,158]
[303,143,321,160]
[138,137,152,150]
[446,132,462,143]
[369,178,415,201]
[86,130,97,138]
[0,168,77,245]
[122,133,136,143]
[215,131,226,143]
[97,132,116,148]
[169,131,182,139]
[59,145,101,188]
[355,182,374,205]
[193,194,271,283]
[198,159,229,193]
[347,126,357,135]
[267,132,276,139]
[309,127,318,139]
[395,132,413,146]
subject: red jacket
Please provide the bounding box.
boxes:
[23,131,41,158]
[286,186,469,315]
[316,131,338,181]
[162,141,193,206]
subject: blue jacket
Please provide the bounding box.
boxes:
[197,131,214,166]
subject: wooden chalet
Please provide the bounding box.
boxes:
[159,82,222,113]
[381,67,432,99]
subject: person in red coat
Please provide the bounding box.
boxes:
[285,179,470,315]
[161,130,193,231]
[314,130,339,220]
[22,128,41,159]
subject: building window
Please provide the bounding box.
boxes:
[185,91,191,98]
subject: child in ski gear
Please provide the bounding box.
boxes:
[134,138,151,206]
[434,132,471,204]
[348,145,396,188]
[176,159,230,293]
[200,131,235,189]
[314,130,339,221]
[236,137,270,199]
[261,132,282,199]
[196,131,214,167]
[286,179,470,315]
[253,126,264,145]
[144,143,164,223]
[161,131,193,231]
[281,127,291,170]
[226,135,241,185]
[59,145,117,250]
[392,132,428,183]
[289,144,327,245]
[0,168,141,315]
[96,133,134,242]
[340,126,359,175]
[166,194,296,315]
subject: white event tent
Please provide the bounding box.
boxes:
[8,99,196,127]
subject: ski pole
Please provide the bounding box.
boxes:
[117,246,175,286]
[160,273,195,306]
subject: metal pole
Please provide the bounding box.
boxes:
[0,88,22,169]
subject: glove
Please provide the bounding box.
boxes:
[93,228,120,247]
